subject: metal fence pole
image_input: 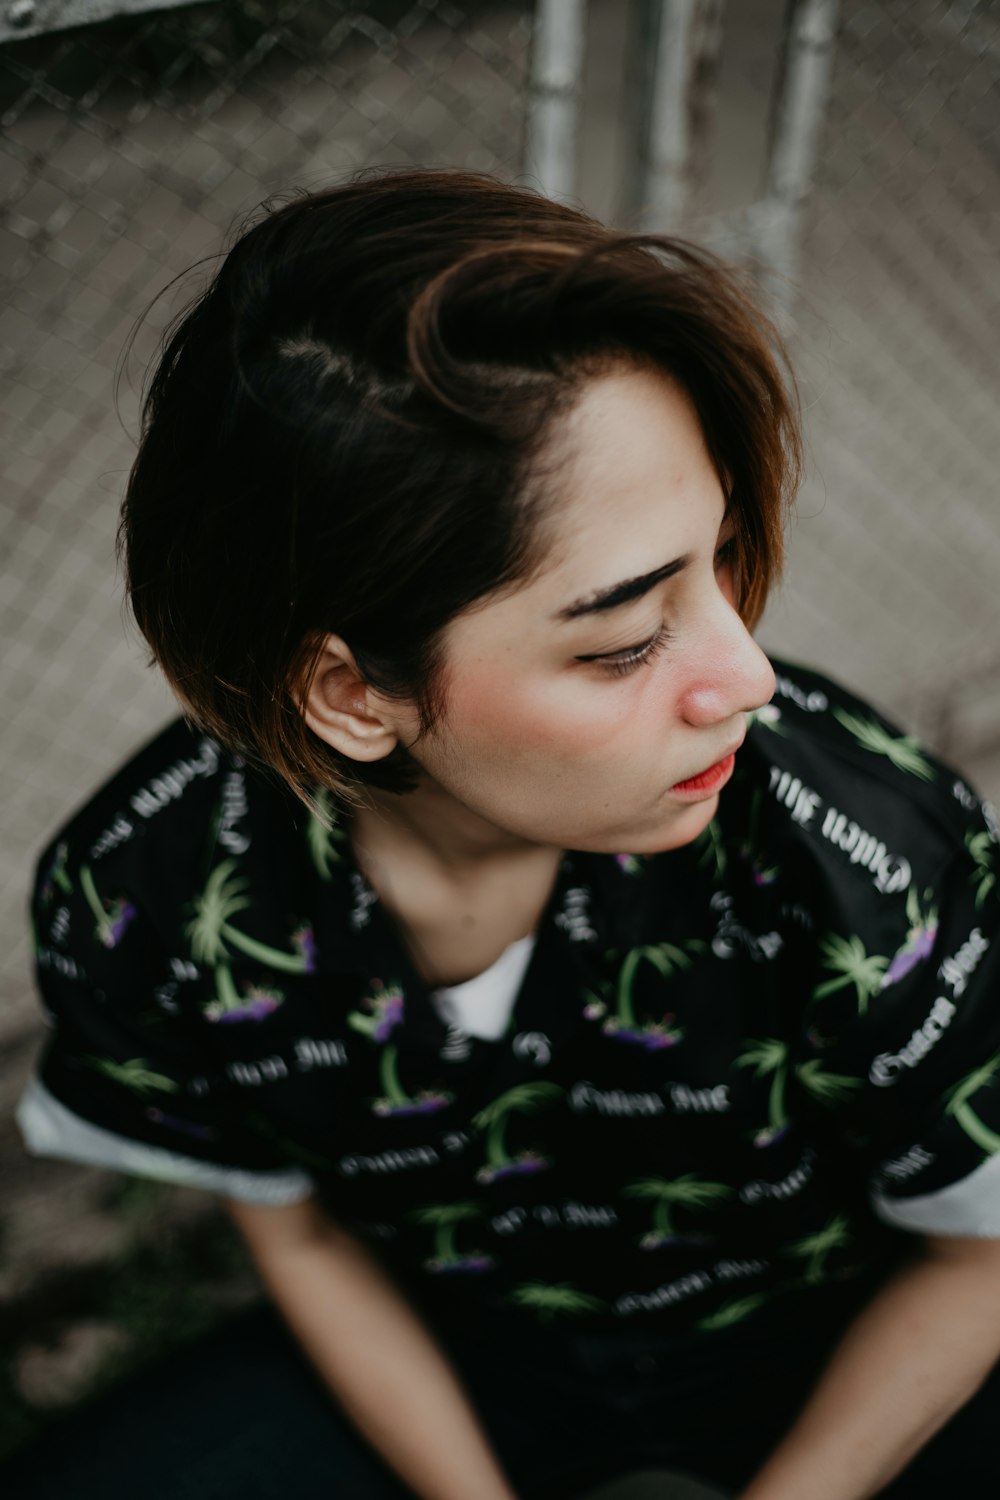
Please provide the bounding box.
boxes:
[525,0,588,202]
[635,0,703,231]
[755,0,840,306]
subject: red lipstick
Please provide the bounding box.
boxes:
[670,752,736,798]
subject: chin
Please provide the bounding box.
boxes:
[572,796,718,859]
[629,796,720,856]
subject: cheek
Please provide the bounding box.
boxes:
[444,659,669,762]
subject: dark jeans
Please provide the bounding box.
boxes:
[4,1281,1000,1499]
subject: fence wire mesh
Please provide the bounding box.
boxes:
[0,0,534,1037]
[754,0,1000,789]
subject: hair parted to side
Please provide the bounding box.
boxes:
[120,168,801,808]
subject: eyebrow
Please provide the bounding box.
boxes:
[555,555,690,622]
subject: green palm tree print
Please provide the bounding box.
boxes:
[736,1039,860,1146]
[306,789,346,881]
[345,983,451,1116]
[583,944,695,1050]
[39,841,73,903]
[811,934,888,1014]
[832,709,935,781]
[370,1045,453,1119]
[782,1212,853,1285]
[509,1282,605,1323]
[410,1203,494,1273]
[84,1056,178,1095]
[186,859,314,975]
[79,864,136,949]
[795,1060,861,1108]
[735,1038,791,1147]
[943,1051,1000,1156]
[472,1082,562,1184]
[624,1173,732,1249]
[965,830,997,911]
[697,818,727,879]
[697,1293,770,1332]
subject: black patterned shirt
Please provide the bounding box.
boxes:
[19,660,1000,1336]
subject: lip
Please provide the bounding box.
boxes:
[669,739,744,800]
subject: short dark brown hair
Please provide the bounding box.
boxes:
[120,168,801,807]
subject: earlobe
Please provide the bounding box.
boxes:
[300,635,400,764]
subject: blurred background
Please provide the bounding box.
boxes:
[1,0,998,1458]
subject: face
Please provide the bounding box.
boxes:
[391,362,777,855]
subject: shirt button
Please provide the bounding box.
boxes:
[633,1353,657,1375]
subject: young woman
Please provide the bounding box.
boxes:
[15,170,1000,1500]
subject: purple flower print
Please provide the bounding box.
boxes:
[204,981,283,1024]
[348,982,406,1043]
[425,1253,495,1274]
[291,924,318,974]
[880,922,938,990]
[103,899,137,949]
[144,1108,216,1139]
[372,1090,452,1119]
[753,1123,791,1149]
[615,853,644,876]
[219,989,282,1023]
[601,1017,684,1051]
[476,1152,550,1185]
[373,991,405,1041]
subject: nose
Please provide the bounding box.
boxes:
[677,602,776,730]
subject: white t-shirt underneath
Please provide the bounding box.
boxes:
[428,934,536,1041]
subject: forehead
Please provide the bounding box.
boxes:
[451,362,725,648]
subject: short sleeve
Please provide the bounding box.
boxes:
[797,791,1000,1237]
[19,834,313,1206]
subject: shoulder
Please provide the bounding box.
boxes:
[32,718,310,964]
[38,717,230,880]
[717,662,999,1094]
[738,657,995,896]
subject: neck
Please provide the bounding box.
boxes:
[351,776,552,877]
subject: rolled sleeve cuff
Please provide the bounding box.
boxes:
[870,1151,1000,1237]
[16,1078,315,1206]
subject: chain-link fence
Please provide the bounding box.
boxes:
[0,0,534,1044]
[0,6,535,1434]
[1,0,998,1439]
[756,0,1000,784]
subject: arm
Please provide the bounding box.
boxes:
[738,1233,1000,1500]
[225,1195,519,1500]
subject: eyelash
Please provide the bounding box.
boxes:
[582,623,673,677]
[581,537,737,678]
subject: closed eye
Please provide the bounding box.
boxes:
[576,623,673,677]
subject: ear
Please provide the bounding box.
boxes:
[300,635,401,764]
